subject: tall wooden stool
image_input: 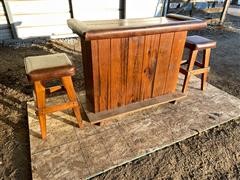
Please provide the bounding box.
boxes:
[24,53,83,139]
[180,35,216,93]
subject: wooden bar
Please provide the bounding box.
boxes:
[68,14,207,118]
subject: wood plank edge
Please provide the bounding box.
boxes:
[79,92,186,125]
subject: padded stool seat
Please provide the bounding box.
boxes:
[24,53,83,139]
[25,53,75,81]
[185,35,216,50]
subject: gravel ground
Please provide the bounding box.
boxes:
[0,13,240,180]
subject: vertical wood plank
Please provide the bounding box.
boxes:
[121,38,129,105]
[98,39,111,111]
[164,31,187,93]
[91,40,100,112]
[141,34,160,100]
[125,36,144,104]
[110,38,122,109]
[152,33,174,96]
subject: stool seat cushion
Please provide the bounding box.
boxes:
[24,53,75,81]
[185,35,216,50]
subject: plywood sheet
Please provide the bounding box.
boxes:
[28,75,240,179]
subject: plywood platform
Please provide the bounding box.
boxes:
[28,75,240,179]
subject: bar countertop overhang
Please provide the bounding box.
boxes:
[67,14,207,40]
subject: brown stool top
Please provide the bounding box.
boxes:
[24,53,75,82]
[185,35,216,50]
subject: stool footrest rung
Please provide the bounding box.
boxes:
[181,60,204,68]
[191,67,210,75]
[47,85,64,93]
[37,101,79,114]
[180,67,210,75]
[48,85,64,93]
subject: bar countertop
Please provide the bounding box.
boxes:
[67,14,207,40]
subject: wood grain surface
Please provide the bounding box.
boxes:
[81,31,187,112]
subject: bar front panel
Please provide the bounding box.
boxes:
[82,31,187,113]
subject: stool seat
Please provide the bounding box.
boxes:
[185,35,216,50]
[24,53,75,81]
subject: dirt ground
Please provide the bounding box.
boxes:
[0,13,240,179]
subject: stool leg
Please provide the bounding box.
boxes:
[201,48,211,91]
[61,76,83,128]
[182,49,198,93]
[34,81,47,139]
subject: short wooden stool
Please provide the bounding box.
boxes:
[24,53,83,139]
[180,35,216,93]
